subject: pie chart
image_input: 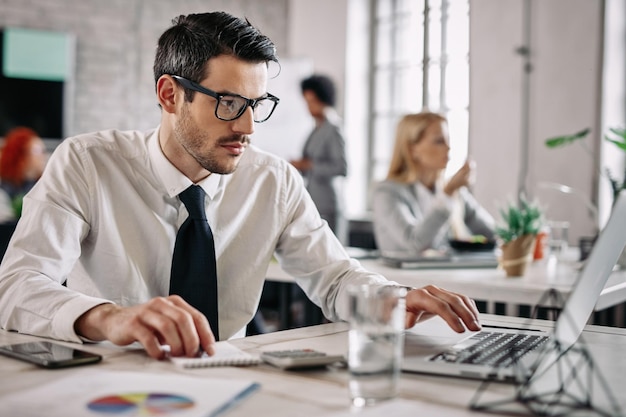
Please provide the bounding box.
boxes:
[87,392,195,415]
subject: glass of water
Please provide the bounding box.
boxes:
[547,220,570,259]
[347,285,407,407]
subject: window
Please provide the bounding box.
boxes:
[344,0,470,216]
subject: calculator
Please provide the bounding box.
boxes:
[260,349,345,370]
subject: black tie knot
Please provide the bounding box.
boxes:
[179,185,206,220]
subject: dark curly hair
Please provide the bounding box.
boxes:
[300,74,336,107]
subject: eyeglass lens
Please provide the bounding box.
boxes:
[216,96,275,122]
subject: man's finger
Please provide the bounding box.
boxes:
[138,304,186,355]
[427,286,482,331]
[406,286,481,333]
[167,295,216,356]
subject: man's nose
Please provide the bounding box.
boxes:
[231,107,255,135]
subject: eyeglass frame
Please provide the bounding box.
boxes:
[170,75,280,123]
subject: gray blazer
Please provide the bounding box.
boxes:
[302,119,347,216]
[372,180,495,253]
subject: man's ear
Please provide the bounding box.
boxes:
[156,75,179,114]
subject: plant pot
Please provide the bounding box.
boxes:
[499,234,536,277]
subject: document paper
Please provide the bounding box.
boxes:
[0,369,259,417]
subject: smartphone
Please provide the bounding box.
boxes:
[0,341,102,369]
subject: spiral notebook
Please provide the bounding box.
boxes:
[170,341,260,368]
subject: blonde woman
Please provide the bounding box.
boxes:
[372,112,495,254]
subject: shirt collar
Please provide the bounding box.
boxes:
[148,126,222,199]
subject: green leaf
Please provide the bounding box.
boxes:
[544,127,590,148]
[606,138,626,151]
[608,127,626,140]
[605,127,626,151]
[495,197,543,243]
[11,195,23,218]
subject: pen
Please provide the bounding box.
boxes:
[207,382,261,417]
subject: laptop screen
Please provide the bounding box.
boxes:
[553,192,626,349]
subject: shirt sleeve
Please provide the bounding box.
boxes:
[372,181,451,253]
[273,163,393,322]
[308,123,347,179]
[0,139,112,343]
[460,188,496,239]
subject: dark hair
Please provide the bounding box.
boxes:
[300,74,336,107]
[153,11,278,100]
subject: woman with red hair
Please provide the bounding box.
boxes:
[0,127,48,220]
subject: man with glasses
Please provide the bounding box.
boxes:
[170,75,280,124]
[0,12,481,359]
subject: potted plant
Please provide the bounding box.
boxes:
[495,197,543,277]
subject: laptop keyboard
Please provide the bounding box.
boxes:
[430,331,549,368]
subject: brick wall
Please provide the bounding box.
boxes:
[0,0,288,138]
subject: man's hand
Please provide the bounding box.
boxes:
[74,296,216,360]
[404,285,482,333]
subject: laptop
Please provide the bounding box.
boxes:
[381,249,499,269]
[401,191,626,382]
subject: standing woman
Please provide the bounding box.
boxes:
[290,75,348,242]
[0,127,48,221]
[372,112,495,254]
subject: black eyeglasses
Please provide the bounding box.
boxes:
[171,75,280,123]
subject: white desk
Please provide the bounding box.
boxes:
[1,316,625,416]
[265,255,626,323]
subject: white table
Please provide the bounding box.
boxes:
[1,316,625,416]
[265,254,626,326]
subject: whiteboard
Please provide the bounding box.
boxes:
[252,58,314,161]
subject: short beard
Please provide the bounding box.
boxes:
[174,105,250,175]
[198,135,250,175]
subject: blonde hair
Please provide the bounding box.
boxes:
[386,112,447,183]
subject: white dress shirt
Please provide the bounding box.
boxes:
[0,127,390,343]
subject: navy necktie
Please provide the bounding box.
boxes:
[169,185,219,340]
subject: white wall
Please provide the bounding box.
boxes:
[287,0,348,115]
[468,0,525,221]
[470,0,606,245]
